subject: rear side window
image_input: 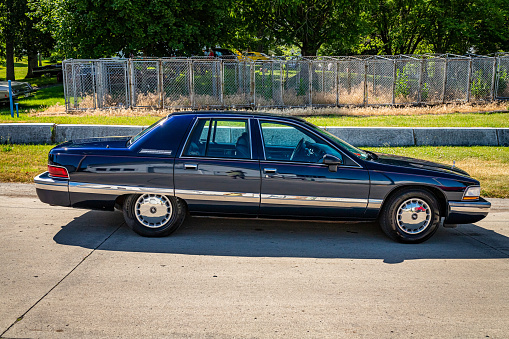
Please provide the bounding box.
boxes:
[182,119,251,159]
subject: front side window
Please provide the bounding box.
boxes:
[183,119,251,159]
[260,121,343,163]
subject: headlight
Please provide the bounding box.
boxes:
[463,186,481,200]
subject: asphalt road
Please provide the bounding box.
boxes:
[1,183,508,338]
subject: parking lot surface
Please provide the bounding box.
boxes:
[1,184,508,338]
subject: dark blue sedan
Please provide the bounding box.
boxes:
[35,112,490,243]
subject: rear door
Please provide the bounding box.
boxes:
[174,117,261,215]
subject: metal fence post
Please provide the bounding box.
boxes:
[220,60,224,107]
[251,61,256,108]
[308,61,313,106]
[94,61,99,109]
[72,63,77,109]
[466,59,473,102]
[63,61,68,111]
[189,60,195,108]
[494,56,500,99]
[158,59,164,109]
[364,62,368,106]
[279,61,284,105]
[128,59,134,108]
[336,61,339,106]
[442,59,448,104]
[491,57,498,101]
[392,60,397,104]
[418,60,424,103]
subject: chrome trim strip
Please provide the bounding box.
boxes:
[139,149,173,156]
[259,159,362,169]
[175,189,260,203]
[34,172,69,192]
[178,156,259,163]
[69,182,174,196]
[449,200,491,214]
[367,198,383,210]
[260,194,368,207]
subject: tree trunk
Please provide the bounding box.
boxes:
[6,41,15,81]
[26,52,38,78]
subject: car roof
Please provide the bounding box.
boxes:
[168,111,307,123]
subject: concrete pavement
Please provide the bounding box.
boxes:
[1,184,508,338]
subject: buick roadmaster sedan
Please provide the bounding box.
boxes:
[35,112,491,243]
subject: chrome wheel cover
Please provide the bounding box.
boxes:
[396,198,431,235]
[135,194,172,228]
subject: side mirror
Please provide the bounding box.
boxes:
[322,154,343,172]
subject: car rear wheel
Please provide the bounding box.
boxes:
[122,194,186,237]
[379,188,440,243]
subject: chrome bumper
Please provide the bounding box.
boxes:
[446,198,491,224]
[34,172,70,206]
[34,172,69,192]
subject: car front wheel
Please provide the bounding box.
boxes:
[379,189,440,243]
[122,194,186,237]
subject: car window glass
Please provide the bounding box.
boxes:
[260,121,343,163]
[183,119,250,159]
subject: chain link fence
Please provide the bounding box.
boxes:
[63,54,509,111]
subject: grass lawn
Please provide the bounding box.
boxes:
[1,144,507,198]
[0,57,61,88]
[365,146,509,199]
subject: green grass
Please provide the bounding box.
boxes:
[2,109,509,127]
[307,112,509,127]
[1,144,507,198]
[365,146,509,198]
[0,144,53,183]
[0,85,65,117]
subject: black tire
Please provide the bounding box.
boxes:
[122,194,186,237]
[379,188,440,243]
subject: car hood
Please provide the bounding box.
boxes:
[58,136,131,149]
[369,152,470,177]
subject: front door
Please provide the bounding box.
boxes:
[174,117,260,215]
[257,119,370,219]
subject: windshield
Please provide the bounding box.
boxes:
[128,118,166,146]
[307,123,369,160]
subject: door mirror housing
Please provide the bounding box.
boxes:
[322,154,342,172]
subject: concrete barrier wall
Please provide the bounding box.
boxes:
[55,124,145,143]
[0,123,54,144]
[1,123,508,147]
[325,127,415,147]
[413,128,500,146]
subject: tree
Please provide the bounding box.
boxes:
[31,0,233,58]
[232,0,364,56]
[1,0,54,80]
[363,0,509,56]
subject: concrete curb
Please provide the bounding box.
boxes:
[1,123,508,147]
[0,123,54,145]
[325,127,415,147]
[54,124,145,143]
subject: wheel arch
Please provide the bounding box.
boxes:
[378,184,448,218]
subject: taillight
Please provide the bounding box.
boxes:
[48,165,69,179]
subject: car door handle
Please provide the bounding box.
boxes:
[264,168,277,174]
[184,164,198,170]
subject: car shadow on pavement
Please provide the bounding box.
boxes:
[53,210,509,264]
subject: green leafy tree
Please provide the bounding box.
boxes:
[31,0,233,58]
[231,0,364,56]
